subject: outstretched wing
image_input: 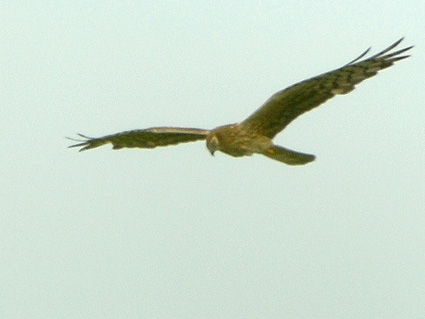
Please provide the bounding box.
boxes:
[241,38,412,138]
[68,127,209,151]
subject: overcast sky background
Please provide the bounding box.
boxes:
[1,1,424,318]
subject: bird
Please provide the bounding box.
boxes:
[69,38,412,165]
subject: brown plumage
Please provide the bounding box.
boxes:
[69,38,412,165]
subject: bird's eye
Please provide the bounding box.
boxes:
[211,136,219,147]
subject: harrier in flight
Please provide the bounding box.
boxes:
[70,38,412,165]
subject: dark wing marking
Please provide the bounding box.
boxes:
[68,127,209,151]
[241,38,413,138]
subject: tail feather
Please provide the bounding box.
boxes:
[262,145,315,165]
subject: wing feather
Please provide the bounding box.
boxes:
[68,127,209,151]
[241,38,413,138]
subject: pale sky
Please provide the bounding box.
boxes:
[1,1,424,318]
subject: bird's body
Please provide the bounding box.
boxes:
[70,38,412,165]
[207,124,271,157]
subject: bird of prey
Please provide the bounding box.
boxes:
[69,38,412,165]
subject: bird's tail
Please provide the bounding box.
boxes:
[262,145,315,165]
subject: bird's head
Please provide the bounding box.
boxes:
[206,134,219,156]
